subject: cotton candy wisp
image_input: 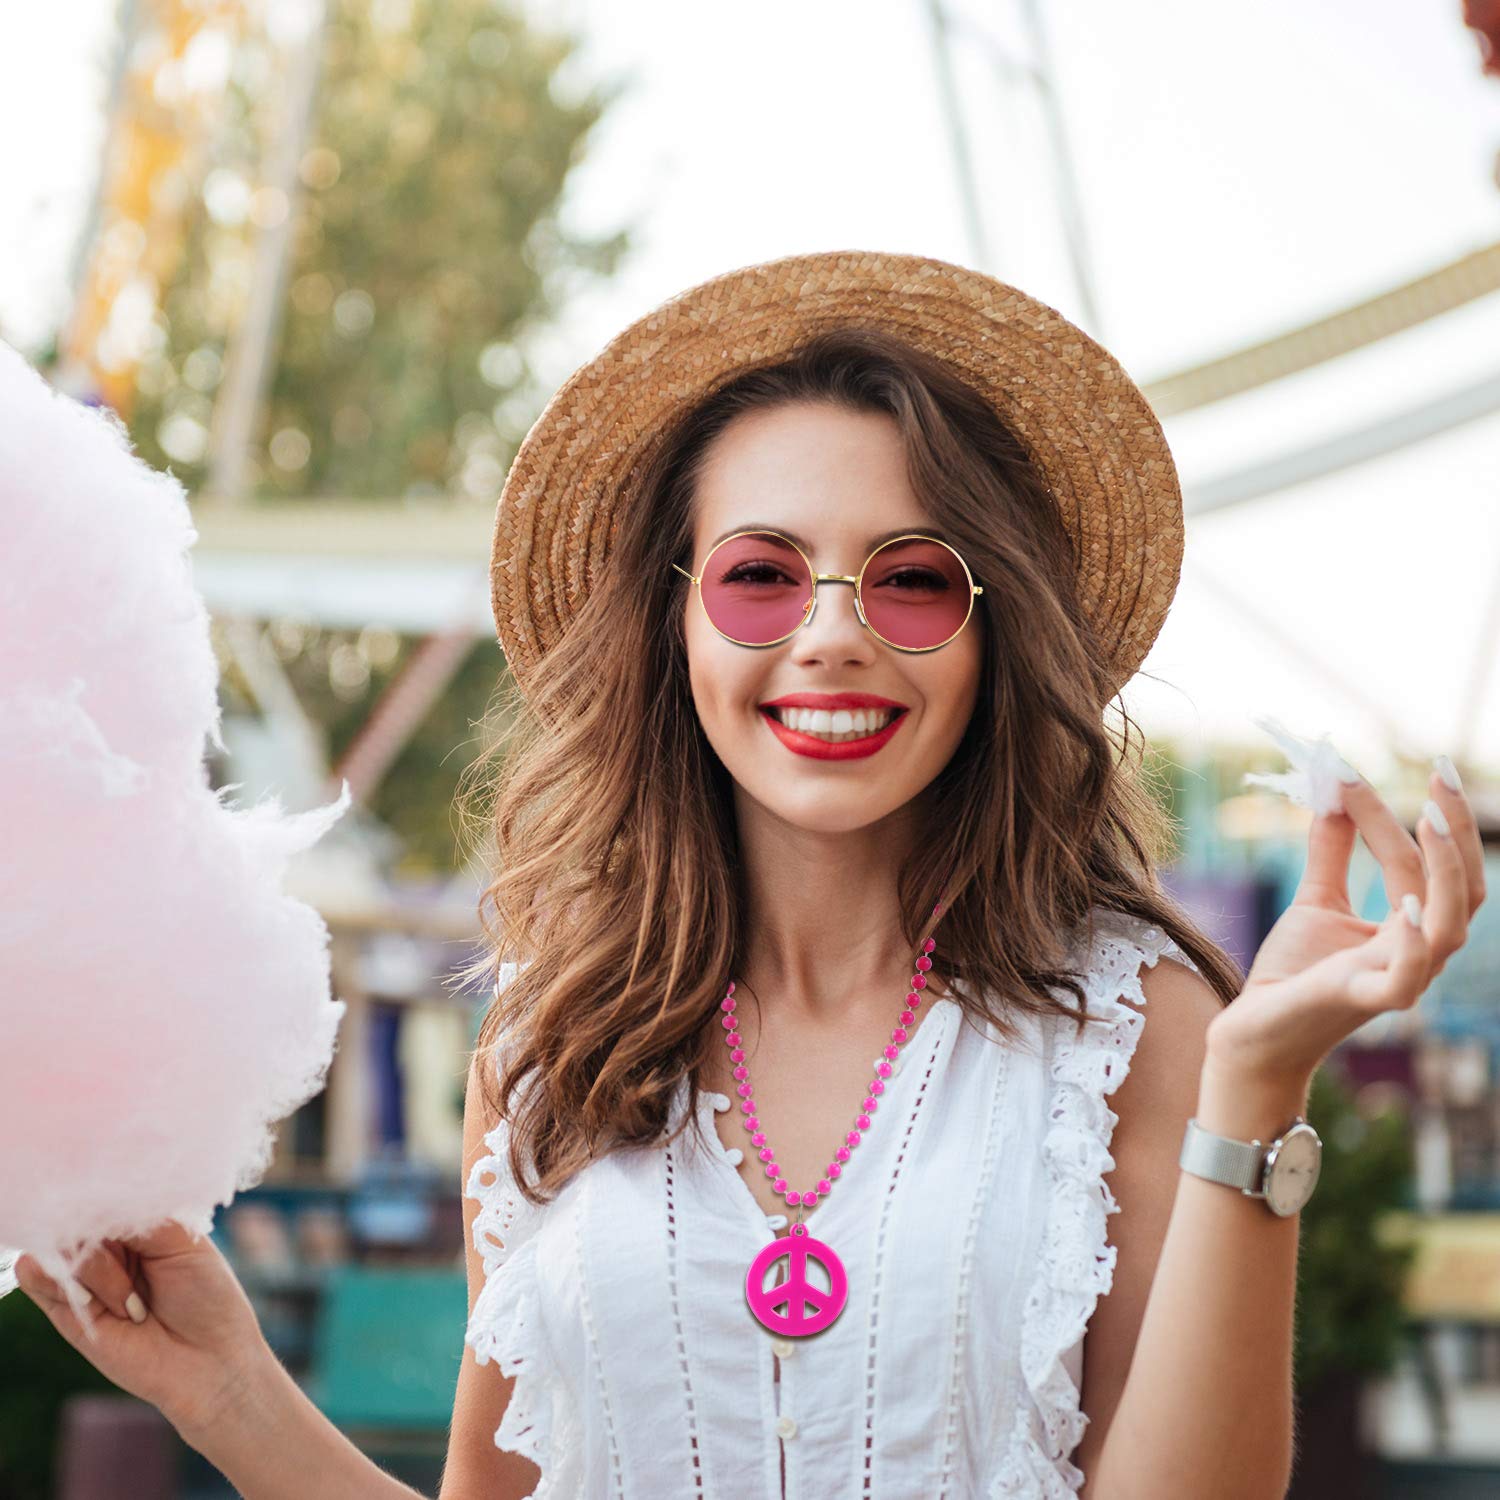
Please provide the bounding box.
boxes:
[1241,714,1362,816]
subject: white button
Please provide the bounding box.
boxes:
[711,1092,731,1112]
[775,1415,798,1440]
[725,1148,744,1166]
[771,1337,796,1358]
[765,1213,787,1231]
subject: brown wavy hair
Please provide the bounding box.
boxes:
[452,325,1245,1207]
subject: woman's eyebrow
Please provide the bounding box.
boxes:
[705,523,949,554]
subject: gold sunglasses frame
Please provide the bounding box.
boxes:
[671,529,984,653]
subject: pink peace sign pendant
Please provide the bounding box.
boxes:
[745,1225,848,1337]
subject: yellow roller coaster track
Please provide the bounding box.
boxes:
[1142,238,1500,418]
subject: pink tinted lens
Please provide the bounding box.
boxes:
[859,538,971,649]
[699,532,813,645]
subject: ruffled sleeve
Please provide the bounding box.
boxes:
[462,960,556,1478]
[994,908,1203,1497]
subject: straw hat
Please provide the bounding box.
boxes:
[490,249,1183,702]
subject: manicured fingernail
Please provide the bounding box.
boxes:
[125,1291,147,1324]
[1334,753,1362,783]
[1422,798,1451,837]
[1434,754,1463,793]
[1401,893,1423,928]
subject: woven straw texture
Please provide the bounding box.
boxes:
[491,249,1183,702]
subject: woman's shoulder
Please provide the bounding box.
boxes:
[1027,903,1213,1087]
[1061,903,1205,997]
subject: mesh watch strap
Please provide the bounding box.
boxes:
[1179,1117,1266,1194]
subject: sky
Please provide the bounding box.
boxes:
[4,0,1500,775]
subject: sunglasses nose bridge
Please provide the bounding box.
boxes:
[801,573,864,633]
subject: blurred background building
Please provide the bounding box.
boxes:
[3,1,1500,1497]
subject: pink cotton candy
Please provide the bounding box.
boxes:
[0,341,350,1335]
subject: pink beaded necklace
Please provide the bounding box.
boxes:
[720,901,945,1340]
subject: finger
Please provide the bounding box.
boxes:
[15,1255,104,1318]
[106,1236,142,1288]
[1416,799,1469,968]
[1347,896,1432,1011]
[68,1240,146,1324]
[1429,760,1487,918]
[1297,807,1360,910]
[1333,767,1428,914]
[16,1259,111,1354]
[14,1253,62,1305]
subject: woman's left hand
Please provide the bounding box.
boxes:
[1205,758,1487,1089]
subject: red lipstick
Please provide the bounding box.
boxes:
[758,704,910,761]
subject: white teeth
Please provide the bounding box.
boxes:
[768,707,899,741]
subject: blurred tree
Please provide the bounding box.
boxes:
[128,0,631,498]
[1294,1064,1417,1396]
[1286,1063,1418,1498]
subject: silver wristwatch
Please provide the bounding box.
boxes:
[1179,1115,1323,1217]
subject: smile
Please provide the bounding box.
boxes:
[759,705,909,760]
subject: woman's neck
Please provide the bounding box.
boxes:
[732,934,924,1023]
[729,791,941,1022]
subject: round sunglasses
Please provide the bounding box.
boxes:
[672,529,984,653]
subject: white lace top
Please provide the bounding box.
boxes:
[463,907,1201,1498]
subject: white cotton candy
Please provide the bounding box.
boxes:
[0,341,350,1334]
[1241,714,1358,816]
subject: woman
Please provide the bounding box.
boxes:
[16,251,1485,1499]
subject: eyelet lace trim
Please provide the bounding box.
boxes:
[463,961,558,1491]
[992,908,1201,1497]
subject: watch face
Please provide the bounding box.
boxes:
[1264,1125,1322,1216]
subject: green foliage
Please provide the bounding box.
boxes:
[1293,1064,1418,1395]
[0,1290,116,1500]
[127,0,632,500]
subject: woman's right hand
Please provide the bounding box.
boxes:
[13,1220,273,1439]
